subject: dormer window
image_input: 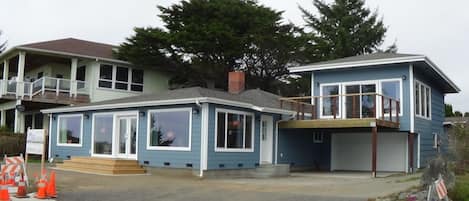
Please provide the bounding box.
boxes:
[98,64,144,92]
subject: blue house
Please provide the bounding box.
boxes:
[42,53,459,177]
[279,53,459,176]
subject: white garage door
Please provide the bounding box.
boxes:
[331,132,407,172]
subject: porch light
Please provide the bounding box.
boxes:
[139,111,146,117]
[402,75,407,80]
[84,114,90,119]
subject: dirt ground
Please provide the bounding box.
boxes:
[25,164,420,201]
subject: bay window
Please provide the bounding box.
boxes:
[148,108,191,150]
[57,114,83,146]
[415,80,431,119]
[216,109,254,151]
[98,64,144,92]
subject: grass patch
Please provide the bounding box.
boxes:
[449,174,469,201]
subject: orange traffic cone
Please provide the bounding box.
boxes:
[35,178,48,199]
[46,171,57,198]
[0,179,10,201]
[14,174,28,198]
[7,173,15,186]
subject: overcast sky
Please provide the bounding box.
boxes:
[1,0,468,111]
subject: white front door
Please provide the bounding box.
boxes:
[260,115,274,164]
[116,115,137,159]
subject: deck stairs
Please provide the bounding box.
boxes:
[56,157,146,175]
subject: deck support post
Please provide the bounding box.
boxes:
[70,58,78,97]
[16,52,26,98]
[371,126,377,178]
[408,132,415,173]
[2,60,8,96]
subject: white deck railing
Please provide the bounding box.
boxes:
[0,77,89,98]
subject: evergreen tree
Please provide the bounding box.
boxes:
[117,0,305,92]
[445,104,454,117]
[300,0,390,60]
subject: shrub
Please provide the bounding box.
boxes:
[0,132,26,156]
[421,156,455,189]
[448,175,469,201]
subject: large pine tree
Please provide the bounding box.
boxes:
[300,0,389,60]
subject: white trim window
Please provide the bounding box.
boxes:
[415,80,431,119]
[98,64,144,92]
[313,132,324,143]
[57,114,83,147]
[380,79,402,116]
[147,108,192,151]
[320,84,340,118]
[215,109,254,152]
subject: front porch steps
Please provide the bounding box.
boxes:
[56,157,146,175]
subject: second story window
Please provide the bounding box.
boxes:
[98,64,144,92]
[415,80,431,119]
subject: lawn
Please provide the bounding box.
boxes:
[449,174,469,201]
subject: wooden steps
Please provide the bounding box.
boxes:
[56,157,146,175]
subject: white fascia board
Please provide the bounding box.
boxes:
[423,57,461,92]
[15,47,132,65]
[288,56,426,73]
[205,97,296,115]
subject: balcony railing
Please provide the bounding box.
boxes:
[279,93,400,124]
[0,76,89,98]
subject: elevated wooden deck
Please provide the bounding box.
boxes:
[278,118,399,129]
[0,91,89,105]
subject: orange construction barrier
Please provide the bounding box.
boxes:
[46,171,57,198]
[35,177,48,199]
[0,175,10,201]
[14,174,28,198]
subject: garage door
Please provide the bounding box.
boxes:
[331,132,407,172]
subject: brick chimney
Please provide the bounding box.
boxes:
[228,71,245,94]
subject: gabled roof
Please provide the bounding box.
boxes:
[41,87,294,115]
[1,38,129,64]
[289,53,460,93]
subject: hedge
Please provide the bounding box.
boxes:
[0,132,26,156]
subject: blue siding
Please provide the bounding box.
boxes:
[50,113,92,158]
[277,129,331,170]
[313,64,411,131]
[413,70,446,168]
[50,104,201,170]
[206,104,279,170]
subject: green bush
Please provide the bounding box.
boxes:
[0,132,26,156]
[449,175,469,201]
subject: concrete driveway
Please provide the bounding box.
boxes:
[24,164,420,201]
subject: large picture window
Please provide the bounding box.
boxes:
[93,114,114,155]
[215,109,254,151]
[148,109,191,150]
[321,85,340,117]
[415,80,431,119]
[57,114,83,146]
[98,64,144,92]
[380,80,401,116]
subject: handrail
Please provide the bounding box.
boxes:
[279,92,400,103]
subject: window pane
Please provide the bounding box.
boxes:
[361,84,376,118]
[322,85,339,116]
[345,85,360,118]
[99,80,112,88]
[382,81,400,114]
[149,110,190,147]
[426,87,430,117]
[132,69,144,84]
[94,115,113,155]
[116,67,128,82]
[421,85,425,117]
[227,113,244,148]
[131,84,143,92]
[58,116,82,144]
[99,64,113,80]
[216,112,226,148]
[245,115,252,148]
[115,82,128,90]
[77,66,86,81]
[415,83,420,115]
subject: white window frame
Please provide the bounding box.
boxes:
[146,108,192,151]
[319,78,403,119]
[378,78,404,116]
[415,80,431,120]
[313,132,324,143]
[97,63,144,93]
[56,114,84,147]
[214,108,255,152]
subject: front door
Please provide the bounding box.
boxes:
[260,115,274,164]
[116,115,137,159]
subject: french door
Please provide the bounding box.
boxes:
[116,115,137,159]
